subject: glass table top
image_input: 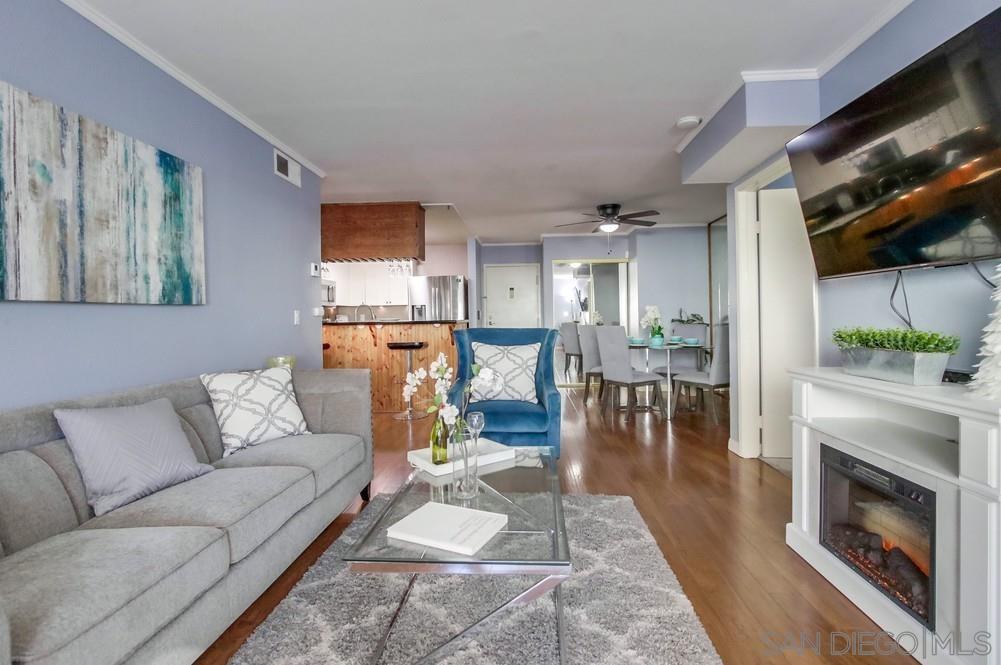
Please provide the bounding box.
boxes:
[345,447,570,569]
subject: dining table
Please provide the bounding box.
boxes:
[627,341,711,415]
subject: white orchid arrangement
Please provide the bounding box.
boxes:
[402,352,502,428]
[640,305,664,337]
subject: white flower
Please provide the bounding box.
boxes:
[434,377,451,396]
[640,305,662,330]
[470,366,502,396]
[439,403,459,426]
[415,367,427,381]
[402,383,416,401]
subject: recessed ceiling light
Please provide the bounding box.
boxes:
[569,262,582,269]
[676,115,703,130]
[598,221,620,233]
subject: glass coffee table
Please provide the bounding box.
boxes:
[344,447,571,664]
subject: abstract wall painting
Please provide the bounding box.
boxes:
[0,80,205,305]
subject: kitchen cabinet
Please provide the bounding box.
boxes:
[324,262,409,307]
[322,263,365,306]
[363,264,409,306]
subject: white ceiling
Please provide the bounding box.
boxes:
[70,0,909,242]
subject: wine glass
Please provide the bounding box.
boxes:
[466,411,485,442]
[454,411,485,500]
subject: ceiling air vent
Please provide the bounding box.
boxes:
[273,148,301,187]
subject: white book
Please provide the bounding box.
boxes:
[406,438,516,477]
[386,502,508,556]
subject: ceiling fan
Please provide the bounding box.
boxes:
[554,203,660,233]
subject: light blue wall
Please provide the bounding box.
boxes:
[634,227,710,370]
[0,0,322,410]
[815,0,1001,372]
[481,244,542,265]
[682,79,819,182]
[634,228,709,326]
[682,86,747,183]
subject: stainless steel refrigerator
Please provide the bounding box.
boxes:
[408,275,467,321]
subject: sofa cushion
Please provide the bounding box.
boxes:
[0,451,79,556]
[0,527,227,665]
[213,433,365,498]
[471,400,549,433]
[81,467,313,563]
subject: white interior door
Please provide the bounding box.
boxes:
[758,188,817,458]
[483,264,540,327]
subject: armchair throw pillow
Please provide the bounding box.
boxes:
[470,342,541,403]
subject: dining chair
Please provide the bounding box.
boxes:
[577,324,603,404]
[559,322,583,380]
[595,326,666,419]
[671,323,730,424]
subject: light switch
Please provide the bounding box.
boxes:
[293,309,301,326]
[309,263,320,277]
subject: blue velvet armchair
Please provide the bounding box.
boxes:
[449,328,561,457]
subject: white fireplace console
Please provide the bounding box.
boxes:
[787,367,1001,665]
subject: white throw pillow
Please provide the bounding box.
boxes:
[470,342,540,403]
[200,366,310,456]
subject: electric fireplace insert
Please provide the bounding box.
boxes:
[820,444,935,630]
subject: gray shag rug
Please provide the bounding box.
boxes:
[231,494,721,665]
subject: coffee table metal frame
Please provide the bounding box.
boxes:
[344,449,570,665]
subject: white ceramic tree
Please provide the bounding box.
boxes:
[970,263,1001,399]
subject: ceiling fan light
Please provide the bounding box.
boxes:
[599,221,620,233]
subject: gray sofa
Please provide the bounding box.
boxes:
[0,368,373,665]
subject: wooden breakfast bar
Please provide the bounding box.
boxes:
[322,320,468,412]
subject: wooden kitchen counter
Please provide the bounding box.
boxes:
[322,321,468,412]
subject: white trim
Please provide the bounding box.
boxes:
[60,0,326,178]
[677,0,913,154]
[732,153,793,460]
[815,0,914,76]
[480,242,543,247]
[740,68,819,82]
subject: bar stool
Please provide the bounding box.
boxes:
[389,340,428,420]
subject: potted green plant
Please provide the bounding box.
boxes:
[832,327,960,386]
[640,305,664,345]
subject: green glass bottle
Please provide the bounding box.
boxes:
[430,417,449,464]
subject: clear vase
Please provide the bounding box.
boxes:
[451,427,478,500]
[430,417,449,464]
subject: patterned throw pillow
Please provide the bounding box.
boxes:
[200,366,310,456]
[470,342,540,404]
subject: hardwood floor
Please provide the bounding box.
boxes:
[196,388,916,665]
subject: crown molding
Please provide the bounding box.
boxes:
[677,0,913,155]
[60,0,326,178]
[815,0,914,76]
[741,68,819,82]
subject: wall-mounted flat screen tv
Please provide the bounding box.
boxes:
[786,8,1001,279]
